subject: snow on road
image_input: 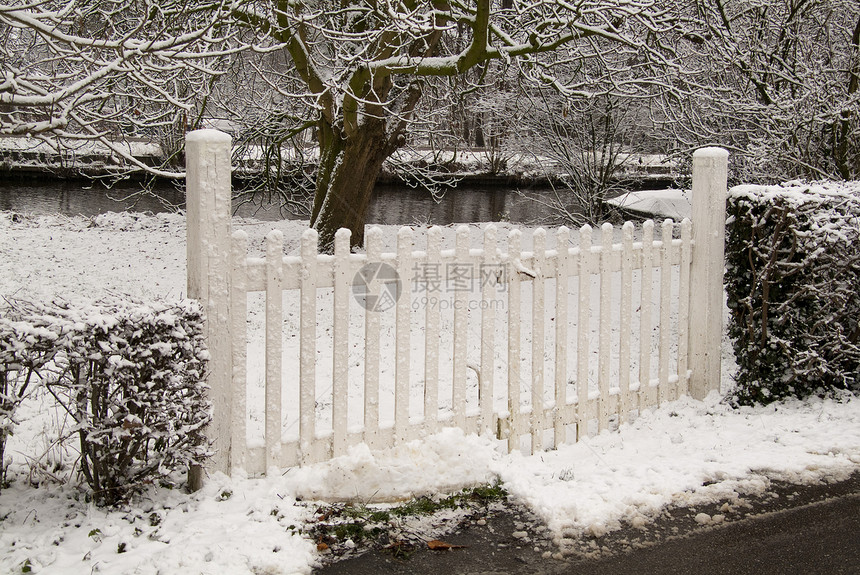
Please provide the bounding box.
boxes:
[1,210,858,574]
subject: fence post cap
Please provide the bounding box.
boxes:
[693,147,729,159]
[186,129,231,143]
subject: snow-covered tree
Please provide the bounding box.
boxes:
[2,1,689,249]
[227,0,685,250]
[0,0,241,173]
[518,90,658,225]
[662,0,860,182]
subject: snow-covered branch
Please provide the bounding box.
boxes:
[0,0,246,175]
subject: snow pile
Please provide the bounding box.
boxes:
[282,428,498,503]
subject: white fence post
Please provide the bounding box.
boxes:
[689,147,728,399]
[186,129,233,479]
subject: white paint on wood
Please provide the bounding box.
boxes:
[507,229,523,451]
[554,227,570,446]
[395,227,413,443]
[576,225,592,440]
[689,147,729,399]
[480,225,497,436]
[185,129,233,474]
[364,228,383,448]
[659,219,673,404]
[424,226,442,433]
[265,230,284,471]
[678,219,693,397]
[452,226,470,429]
[531,228,546,453]
[598,223,613,431]
[618,222,634,424]
[639,220,654,410]
[230,231,248,472]
[299,229,317,463]
[332,228,351,457]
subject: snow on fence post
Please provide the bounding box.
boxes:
[689,147,729,399]
[185,129,234,483]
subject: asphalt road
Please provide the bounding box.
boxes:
[315,473,860,575]
[565,490,860,575]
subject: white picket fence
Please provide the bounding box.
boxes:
[185,129,728,476]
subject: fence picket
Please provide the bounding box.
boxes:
[659,220,673,404]
[332,229,351,457]
[618,222,634,424]
[231,231,249,471]
[638,220,654,410]
[598,223,613,432]
[677,219,693,397]
[480,225,497,436]
[364,228,383,448]
[507,230,523,451]
[452,225,469,429]
[554,227,570,447]
[266,230,284,469]
[424,226,442,432]
[531,229,546,452]
[576,225,592,440]
[395,227,413,443]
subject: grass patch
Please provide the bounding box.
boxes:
[309,480,508,560]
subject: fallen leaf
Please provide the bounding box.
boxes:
[427,539,466,550]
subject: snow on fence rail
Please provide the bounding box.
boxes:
[185,129,728,477]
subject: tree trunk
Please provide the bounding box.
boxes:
[835,13,860,180]
[310,118,391,252]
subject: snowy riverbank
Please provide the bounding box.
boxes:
[0,210,858,574]
[0,134,675,187]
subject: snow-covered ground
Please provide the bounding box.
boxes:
[1,210,858,575]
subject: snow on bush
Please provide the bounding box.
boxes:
[726,181,860,404]
[0,298,211,504]
[0,309,59,487]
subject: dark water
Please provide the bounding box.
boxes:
[367,184,569,225]
[0,177,574,225]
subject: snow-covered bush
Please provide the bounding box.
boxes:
[0,299,211,504]
[725,182,860,405]
[0,311,59,487]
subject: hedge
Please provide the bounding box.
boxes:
[725,181,860,405]
[0,298,211,505]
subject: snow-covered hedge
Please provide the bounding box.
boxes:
[0,308,57,488]
[726,181,860,405]
[0,299,211,504]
